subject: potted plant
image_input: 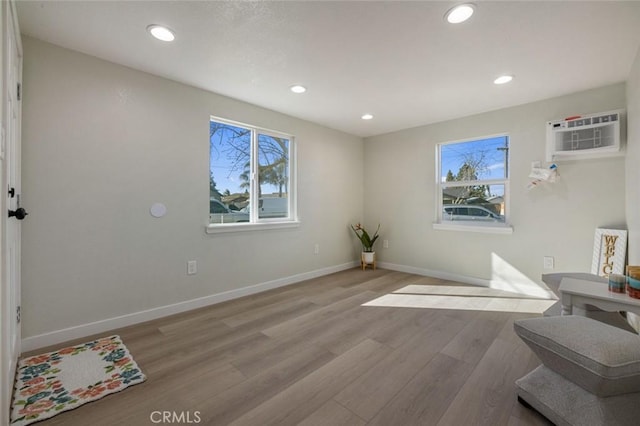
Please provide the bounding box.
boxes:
[351,223,380,269]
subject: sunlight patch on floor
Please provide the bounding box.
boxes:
[364,285,557,314]
[394,284,543,299]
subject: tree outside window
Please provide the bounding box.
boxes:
[209,118,295,225]
[438,135,509,225]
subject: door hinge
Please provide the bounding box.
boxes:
[16,305,21,324]
[17,83,21,101]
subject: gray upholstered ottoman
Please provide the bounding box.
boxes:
[514,315,640,425]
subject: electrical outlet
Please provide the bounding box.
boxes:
[314,244,320,255]
[383,239,389,249]
[187,260,197,275]
[543,256,554,270]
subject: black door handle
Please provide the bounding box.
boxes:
[8,207,28,220]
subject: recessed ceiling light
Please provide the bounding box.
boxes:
[290,85,307,94]
[494,75,514,85]
[361,114,374,120]
[147,25,175,42]
[444,3,476,24]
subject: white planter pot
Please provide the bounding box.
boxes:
[362,251,375,264]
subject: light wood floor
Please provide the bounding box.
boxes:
[25,268,553,426]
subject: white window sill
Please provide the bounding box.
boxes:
[432,222,513,235]
[206,220,301,235]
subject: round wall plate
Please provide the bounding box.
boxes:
[150,203,167,218]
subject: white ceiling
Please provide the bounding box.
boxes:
[16,1,640,137]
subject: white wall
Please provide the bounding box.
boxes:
[364,84,627,294]
[21,37,363,343]
[0,2,6,422]
[627,47,640,264]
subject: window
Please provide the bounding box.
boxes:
[208,117,296,230]
[436,135,510,232]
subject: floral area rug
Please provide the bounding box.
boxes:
[10,335,146,426]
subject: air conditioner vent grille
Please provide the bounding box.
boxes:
[546,109,624,161]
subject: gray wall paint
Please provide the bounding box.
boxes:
[364,84,627,291]
[627,47,640,264]
[21,37,364,338]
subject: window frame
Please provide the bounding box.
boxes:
[433,133,512,234]
[206,116,298,234]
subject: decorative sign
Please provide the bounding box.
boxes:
[591,228,627,277]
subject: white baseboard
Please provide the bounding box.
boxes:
[379,261,555,299]
[22,261,358,352]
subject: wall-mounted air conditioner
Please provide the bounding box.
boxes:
[546,109,625,162]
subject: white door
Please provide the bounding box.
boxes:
[1,0,23,420]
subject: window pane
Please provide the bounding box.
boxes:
[257,134,289,219]
[442,184,505,223]
[441,136,509,182]
[209,121,251,223]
